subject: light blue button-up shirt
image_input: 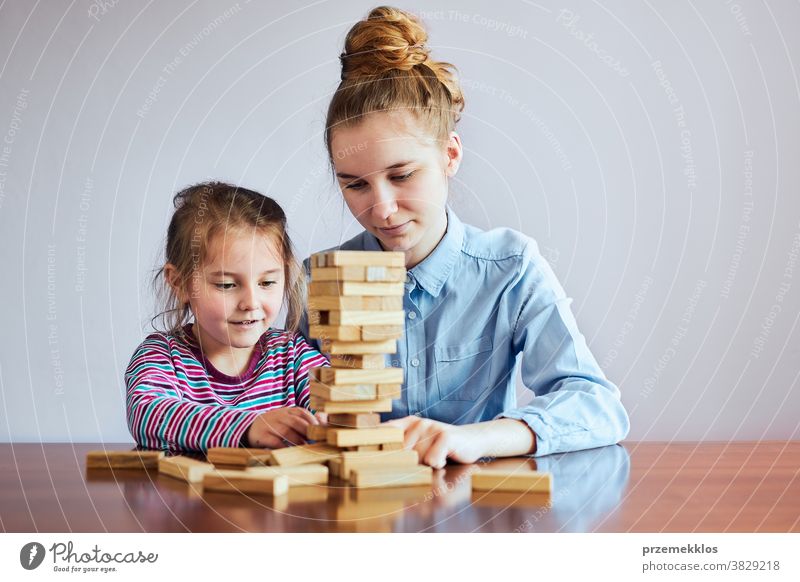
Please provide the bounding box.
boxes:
[301,209,630,457]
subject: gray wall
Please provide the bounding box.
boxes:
[1,0,798,445]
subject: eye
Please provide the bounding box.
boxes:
[391,171,415,182]
[344,180,366,191]
[260,280,277,288]
[215,283,235,290]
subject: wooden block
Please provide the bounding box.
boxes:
[245,463,329,486]
[268,443,343,467]
[339,449,419,479]
[203,471,289,496]
[311,265,406,283]
[376,384,402,399]
[158,456,216,484]
[320,339,397,355]
[344,445,381,452]
[86,450,164,470]
[309,295,403,312]
[326,310,405,326]
[310,379,377,401]
[308,324,403,342]
[328,354,386,369]
[328,457,343,479]
[350,465,433,488]
[206,448,272,468]
[309,281,404,297]
[328,413,381,428]
[313,250,405,268]
[327,426,404,447]
[380,442,403,451]
[310,396,394,414]
[306,424,330,441]
[471,470,552,493]
[316,367,403,386]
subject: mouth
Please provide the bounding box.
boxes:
[377,221,411,235]
[229,319,263,328]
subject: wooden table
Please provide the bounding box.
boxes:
[1,441,797,532]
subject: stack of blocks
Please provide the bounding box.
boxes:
[305,250,432,488]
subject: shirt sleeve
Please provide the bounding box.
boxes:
[498,241,630,456]
[124,335,262,453]
[290,332,329,411]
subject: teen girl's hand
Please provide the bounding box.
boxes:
[246,407,319,448]
[384,416,538,469]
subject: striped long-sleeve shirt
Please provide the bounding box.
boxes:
[125,324,328,453]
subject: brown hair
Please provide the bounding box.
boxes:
[325,6,464,160]
[152,181,305,336]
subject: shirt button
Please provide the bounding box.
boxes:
[408,311,417,320]
[411,358,420,367]
[391,359,400,366]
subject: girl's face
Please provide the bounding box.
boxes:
[173,229,285,361]
[330,111,462,268]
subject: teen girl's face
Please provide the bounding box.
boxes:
[185,230,285,361]
[330,111,462,268]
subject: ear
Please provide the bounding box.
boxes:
[444,131,463,177]
[163,263,189,305]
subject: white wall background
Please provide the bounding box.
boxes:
[1,0,798,445]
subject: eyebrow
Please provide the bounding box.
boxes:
[335,161,413,180]
[208,269,281,277]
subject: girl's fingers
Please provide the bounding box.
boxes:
[290,407,319,424]
[282,413,314,436]
[278,427,307,446]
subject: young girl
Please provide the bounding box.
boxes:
[126,182,327,453]
[308,6,630,467]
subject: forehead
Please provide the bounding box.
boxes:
[330,112,438,174]
[204,229,282,271]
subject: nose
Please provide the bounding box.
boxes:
[370,183,398,222]
[238,284,259,312]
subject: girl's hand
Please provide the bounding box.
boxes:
[383,416,484,469]
[246,407,319,448]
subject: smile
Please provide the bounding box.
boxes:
[230,319,263,327]
[378,221,411,235]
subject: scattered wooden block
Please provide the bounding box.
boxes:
[471,470,552,493]
[313,250,405,268]
[311,265,406,282]
[308,324,403,342]
[310,396,393,414]
[86,450,164,470]
[320,339,397,355]
[311,310,404,326]
[309,281,404,297]
[350,465,433,488]
[206,448,272,468]
[306,424,330,441]
[268,443,342,467]
[339,449,419,479]
[203,471,289,496]
[328,354,386,369]
[314,367,403,386]
[245,463,329,486]
[327,426,404,447]
[158,456,216,484]
[328,412,381,428]
[310,379,377,401]
[309,296,403,312]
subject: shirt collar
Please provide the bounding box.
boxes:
[410,207,464,297]
[361,207,464,297]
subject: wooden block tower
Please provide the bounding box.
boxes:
[306,250,431,487]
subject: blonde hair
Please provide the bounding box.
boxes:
[152,181,305,336]
[325,6,464,159]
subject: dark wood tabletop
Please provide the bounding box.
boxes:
[1,441,797,532]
